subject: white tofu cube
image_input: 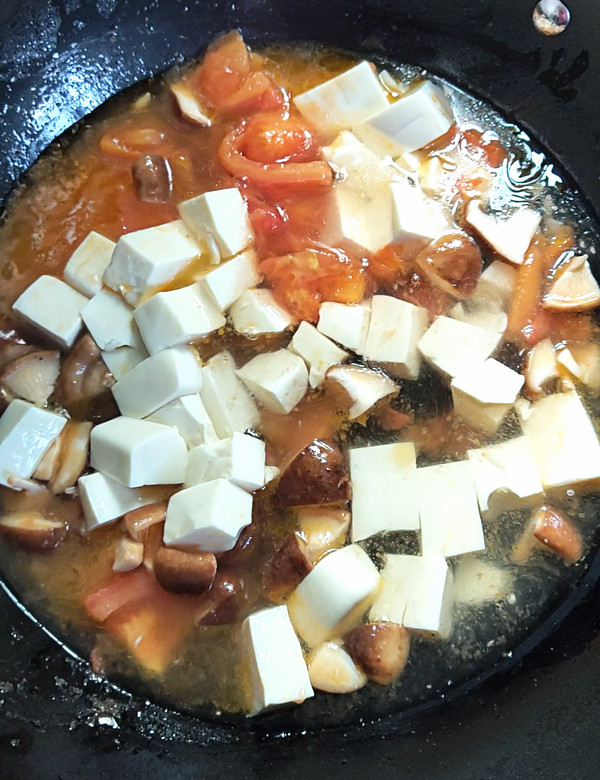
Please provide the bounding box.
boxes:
[178,188,254,263]
[449,295,507,335]
[353,81,453,157]
[521,390,600,489]
[451,358,525,434]
[185,432,266,492]
[390,179,450,242]
[293,61,388,139]
[91,416,188,487]
[363,295,428,380]
[101,334,148,380]
[236,350,308,414]
[243,605,314,713]
[479,260,517,307]
[370,554,453,636]
[349,441,418,541]
[321,132,397,255]
[13,275,88,349]
[147,394,217,448]
[317,301,371,354]
[230,288,294,336]
[200,351,260,439]
[467,437,544,517]
[287,544,381,647]
[163,477,252,551]
[417,460,485,557]
[133,283,225,354]
[196,250,261,311]
[0,400,66,488]
[78,471,157,531]
[327,364,397,419]
[453,555,511,605]
[289,321,348,388]
[466,201,541,265]
[104,220,201,306]
[64,231,116,297]
[81,288,139,351]
[418,315,502,378]
[111,346,203,418]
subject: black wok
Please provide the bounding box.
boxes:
[1,0,600,776]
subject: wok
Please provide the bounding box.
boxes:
[1,0,600,775]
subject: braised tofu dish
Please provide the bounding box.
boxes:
[0,32,599,718]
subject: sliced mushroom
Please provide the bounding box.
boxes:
[277,438,350,508]
[1,350,60,406]
[153,546,217,594]
[170,82,212,126]
[0,316,36,371]
[569,343,600,391]
[195,572,244,625]
[344,622,410,685]
[297,506,350,565]
[215,523,259,572]
[308,641,367,694]
[524,338,559,396]
[532,505,583,564]
[58,334,116,419]
[263,532,313,603]
[327,365,397,419]
[112,537,144,572]
[32,438,61,482]
[542,254,600,311]
[415,232,483,299]
[49,420,92,495]
[124,502,167,541]
[132,154,173,204]
[0,512,67,551]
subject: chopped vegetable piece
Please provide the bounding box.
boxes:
[344,622,410,685]
[277,438,350,507]
[532,505,583,563]
[543,254,600,311]
[153,547,217,594]
[0,512,67,551]
[308,641,367,693]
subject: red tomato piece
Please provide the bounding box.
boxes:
[83,568,159,623]
[221,72,284,115]
[240,111,318,164]
[462,127,508,168]
[191,30,252,107]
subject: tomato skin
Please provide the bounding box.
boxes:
[260,247,365,322]
[83,568,160,623]
[221,72,284,115]
[241,111,318,164]
[192,31,252,107]
[461,127,508,168]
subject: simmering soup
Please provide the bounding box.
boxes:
[1,32,599,721]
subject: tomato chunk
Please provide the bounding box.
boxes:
[191,31,252,107]
[240,111,318,164]
[83,568,159,623]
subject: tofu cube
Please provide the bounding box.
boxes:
[390,179,450,241]
[147,394,217,448]
[478,260,517,308]
[321,133,397,254]
[133,283,225,354]
[287,544,381,647]
[349,441,419,541]
[353,81,453,157]
[64,231,116,297]
[243,605,314,714]
[91,416,188,487]
[370,554,453,636]
[101,335,148,380]
[178,188,254,263]
[111,346,203,418]
[418,315,502,378]
[289,321,348,388]
[231,288,295,336]
[81,288,139,351]
[163,478,252,551]
[417,460,485,557]
[78,471,157,531]
[200,351,260,439]
[466,201,541,265]
[185,432,266,492]
[104,220,201,306]
[196,250,262,311]
[13,275,88,349]
[327,364,397,419]
[293,61,389,139]
[363,295,428,380]
[451,358,525,434]
[317,301,371,354]
[236,350,308,414]
[467,437,544,517]
[521,390,600,489]
[0,400,67,488]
